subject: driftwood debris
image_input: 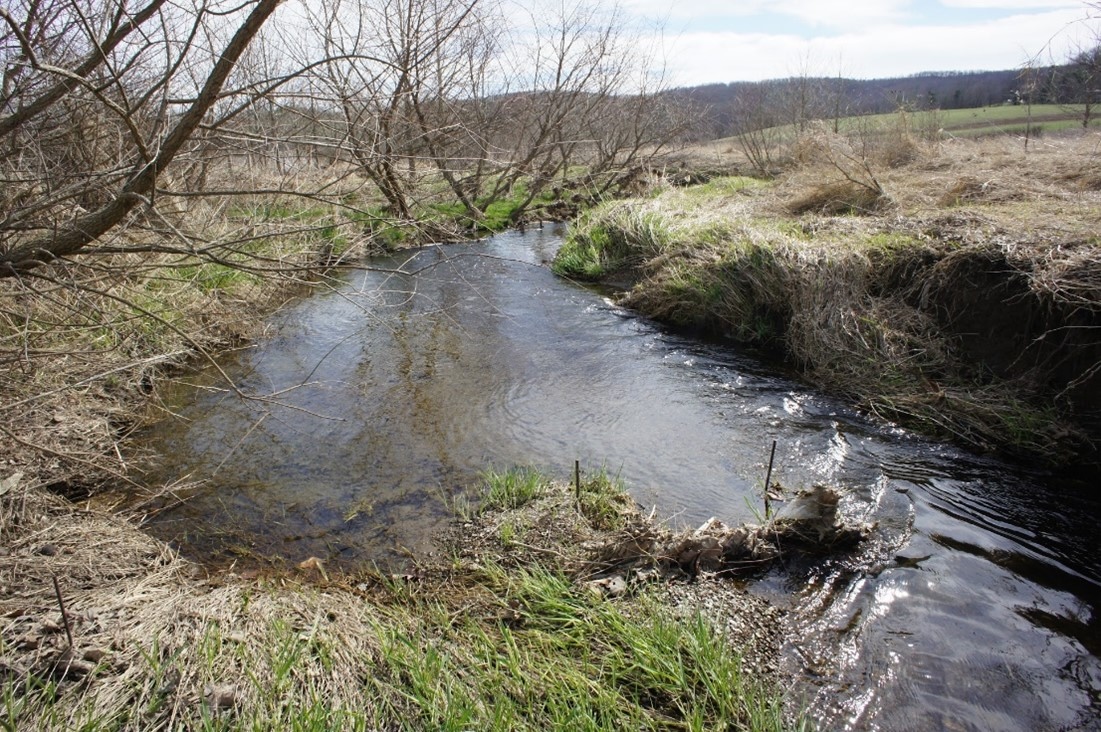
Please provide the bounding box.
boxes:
[583,485,872,591]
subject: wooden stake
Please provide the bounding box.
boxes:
[52,575,73,649]
[764,440,777,519]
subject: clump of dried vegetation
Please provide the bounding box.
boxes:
[1,466,809,730]
[555,131,1101,463]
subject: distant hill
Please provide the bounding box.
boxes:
[668,66,1084,141]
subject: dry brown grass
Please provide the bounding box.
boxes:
[0,181,387,727]
[786,180,889,215]
[2,471,399,728]
[563,130,1101,462]
[1,466,795,730]
[0,168,379,501]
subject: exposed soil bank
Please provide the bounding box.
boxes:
[555,133,1101,466]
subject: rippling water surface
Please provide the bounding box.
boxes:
[137,227,1100,730]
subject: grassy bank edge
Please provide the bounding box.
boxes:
[552,165,1100,465]
[1,467,800,731]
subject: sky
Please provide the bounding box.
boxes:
[617,0,1098,86]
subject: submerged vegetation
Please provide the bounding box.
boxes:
[556,132,1101,464]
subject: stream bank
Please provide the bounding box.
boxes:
[1,468,801,730]
[5,215,1100,729]
[4,132,1101,729]
[555,133,1101,466]
[0,210,804,730]
[125,224,1100,731]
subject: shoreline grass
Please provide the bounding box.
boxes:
[1,469,799,731]
[555,132,1101,465]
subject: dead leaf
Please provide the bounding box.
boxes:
[297,556,329,582]
[0,472,22,497]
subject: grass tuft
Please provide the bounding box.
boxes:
[480,466,550,512]
[578,466,635,530]
[553,205,671,279]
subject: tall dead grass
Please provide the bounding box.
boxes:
[560,130,1101,462]
[0,170,377,500]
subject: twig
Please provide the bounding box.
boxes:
[0,351,187,412]
[763,440,777,519]
[52,575,74,649]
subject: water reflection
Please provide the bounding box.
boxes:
[135,227,1100,731]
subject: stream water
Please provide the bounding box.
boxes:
[136,226,1100,731]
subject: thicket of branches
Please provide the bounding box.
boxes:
[0,0,684,278]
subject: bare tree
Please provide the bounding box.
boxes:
[0,0,284,277]
[305,0,679,231]
[1030,3,1101,130]
[303,0,483,224]
[730,57,851,176]
[1057,42,1100,128]
[424,0,680,222]
[731,81,785,175]
[1017,52,1044,151]
[1,0,681,274]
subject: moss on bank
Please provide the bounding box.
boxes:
[554,134,1101,464]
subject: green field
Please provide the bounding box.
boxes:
[719,103,1097,149]
[852,103,1097,137]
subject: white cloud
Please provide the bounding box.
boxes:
[620,0,766,20]
[652,6,1090,84]
[772,0,914,29]
[939,0,1081,8]
[622,0,914,29]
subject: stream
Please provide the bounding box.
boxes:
[136,226,1100,731]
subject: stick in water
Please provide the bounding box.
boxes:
[764,440,777,519]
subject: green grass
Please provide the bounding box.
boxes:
[3,564,793,731]
[480,466,550,511]
[552,238,609,279]
[554,178,782,281]
[913,103,1094,130]
[351,206,411,249]
[553,204,672,279]
[683,176,769,198]
[176,262,261,293]
[365,564,795,731]
[719,104,1098,149]
[227,201,331,222]
[577,465,634,530]
[418,177,564,235]
[871,104,1099,138]
[1,463,798,731]
[316,224,352,257]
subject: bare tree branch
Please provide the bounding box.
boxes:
[0,0,283,277]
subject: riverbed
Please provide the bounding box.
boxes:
[136,226,1100,731]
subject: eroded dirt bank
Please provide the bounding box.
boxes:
[555,132,1101,465]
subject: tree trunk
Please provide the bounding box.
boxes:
[0,0,283,278]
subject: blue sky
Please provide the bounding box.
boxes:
[618,0,1097,85]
